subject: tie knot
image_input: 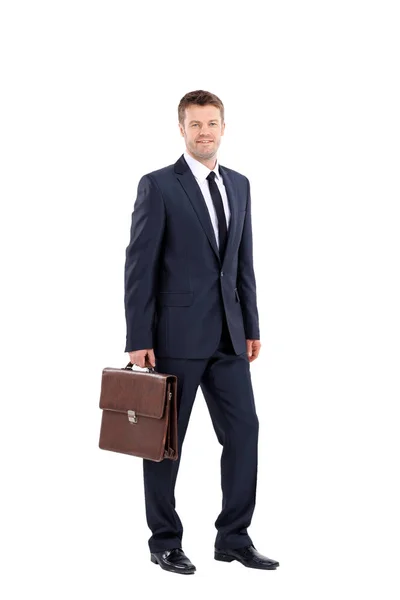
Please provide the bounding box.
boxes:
[207,171,216,182]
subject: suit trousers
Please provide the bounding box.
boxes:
[142,312,259,553]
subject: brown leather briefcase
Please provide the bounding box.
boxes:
[99,362,178,462]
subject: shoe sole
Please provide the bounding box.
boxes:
[150,554,196,574]
[214,551,279,569]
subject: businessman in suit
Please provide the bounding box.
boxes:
[124,90,279,574]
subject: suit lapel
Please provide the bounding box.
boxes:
[218,164,238,268]
[174,154,238,267]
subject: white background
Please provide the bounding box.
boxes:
[1,1,399,598]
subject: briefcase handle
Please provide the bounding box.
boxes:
[124,361,156,374]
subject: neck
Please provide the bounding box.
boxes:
[186,148,217,170]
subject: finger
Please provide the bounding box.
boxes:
[137,354,146,368]
[148,349,156,367]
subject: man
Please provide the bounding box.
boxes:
[124,90,279,574]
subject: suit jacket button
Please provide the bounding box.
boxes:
[220,271,224,277]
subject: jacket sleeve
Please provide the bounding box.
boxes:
[124,174,165,352]
[237,177,260,340]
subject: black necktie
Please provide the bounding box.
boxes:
[206,170,227,260]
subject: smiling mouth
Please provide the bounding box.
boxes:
[197,140,213,144]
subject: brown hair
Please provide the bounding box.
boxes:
[178,90,224,126]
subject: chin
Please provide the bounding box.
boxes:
[194,146,216,158]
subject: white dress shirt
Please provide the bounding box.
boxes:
[183,151,231,249]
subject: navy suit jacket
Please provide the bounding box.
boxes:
[124,153,260,358]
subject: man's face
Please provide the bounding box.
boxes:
[179,104,225,161]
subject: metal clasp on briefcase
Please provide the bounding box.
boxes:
[127,410,138,424]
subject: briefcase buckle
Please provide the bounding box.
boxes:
[127,410,138,424]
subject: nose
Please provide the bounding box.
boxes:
[199,124,214,135]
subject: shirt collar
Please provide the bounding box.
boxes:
[183,150,221,184]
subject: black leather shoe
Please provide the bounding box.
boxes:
[150,548,196,574]
[214,544,279,570]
